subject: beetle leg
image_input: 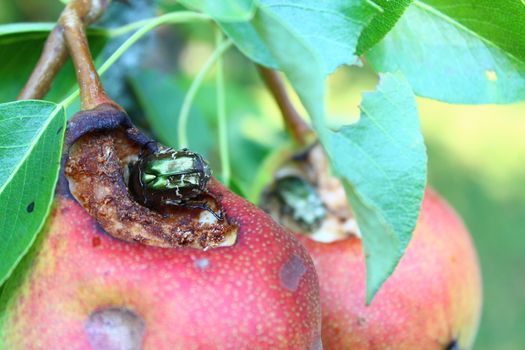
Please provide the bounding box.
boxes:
[186,202,223,221]
[166,199,223,221]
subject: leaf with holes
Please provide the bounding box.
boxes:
[241,7,427,301]
[0,100,66,285]
[328,73,427,302]
[366,0,525,103]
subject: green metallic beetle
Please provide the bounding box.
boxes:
[129,147,222,219]
[264,175,327,231]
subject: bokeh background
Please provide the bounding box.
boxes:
[1,1,524,349]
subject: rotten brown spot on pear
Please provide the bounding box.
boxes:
[64,107,238,249]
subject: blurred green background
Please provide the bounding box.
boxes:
[1,1,524,349]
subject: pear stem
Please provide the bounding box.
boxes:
[59,0,119,111]
[18,0,109,101]
[256,65,313,146]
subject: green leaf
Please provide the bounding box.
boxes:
[328,73,427,302]
[221,0,379,73]
[366,0,525,104]
[0,23,108,103]
[0,210,48,330]
[356,0,413,54]
[0,100,66,285]
[178,0,257,22]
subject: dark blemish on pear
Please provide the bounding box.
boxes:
[279,254,306,292]
[85,307,145,350]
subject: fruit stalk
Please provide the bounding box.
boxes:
[256,64,313,145]
[17,0,110,101]
[59,0,118,110]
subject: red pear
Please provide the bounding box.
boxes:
[0,111,322,350]
[261,146,482,349]
[0,183,322,350]
[298,189,482,349]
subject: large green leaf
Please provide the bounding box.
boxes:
[356,0,413,54]
[0,100,66,285]
[366,0,525,104]
[0,23,108,103]
[221,0,379,73]
[329,73,427,302]
[178,0,257,21]
[240,7,426,301]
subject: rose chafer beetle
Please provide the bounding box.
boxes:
[263,175,326,231]
[128,147,222,220]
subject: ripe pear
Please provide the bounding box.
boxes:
[261,146,482,349]
[0,109,322,349]
[0,180,322,349]
[297,189,482,349]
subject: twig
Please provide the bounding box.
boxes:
[256,65,312,145]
